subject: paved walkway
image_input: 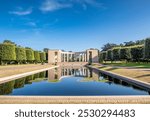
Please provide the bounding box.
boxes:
[0,96,150,104]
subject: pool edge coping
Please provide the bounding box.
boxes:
[0,65,59,84]
[0,96,150,104]
[87,65,150,91]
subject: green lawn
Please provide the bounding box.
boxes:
[102,62,150,68]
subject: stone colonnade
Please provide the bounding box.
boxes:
[61,52,87,62]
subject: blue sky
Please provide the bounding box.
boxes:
[0,0,150,51]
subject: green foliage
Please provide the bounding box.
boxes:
[101,43,118,51]
[120,48,131,60]
[0,43,16,64]
[112,48,120,61]
[0,40,47,65]
[34,51,40,63]
[14,77,25,89]
[102,45,144,62]
[106,49,112,60]
[144,38,150,59]
[130,46,143,61]
[39,72,46,78]
[15,47,26,63]
[40,52,46,62]
[25,48,34,62]
[0,81,15,95]
[43,48,49,53]
[3,40,16,45]
[99,51,106,62]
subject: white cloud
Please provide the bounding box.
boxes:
[9,7,32,16]
[70,0,103,10]
[82,4,87,10]
[40,0,72,12]
[26,22,36,27]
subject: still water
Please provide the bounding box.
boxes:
[0,67,149,96]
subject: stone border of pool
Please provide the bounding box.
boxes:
[0,64,150,104]
[87,65,150,91]
[0,96,150,104]
[0,65,59,84]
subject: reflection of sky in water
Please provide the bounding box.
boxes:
[99,76,104,80]
[0,67,149,96]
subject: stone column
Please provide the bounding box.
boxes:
[67,54,69,62]
[83,53,85,62]
[85,53,87,62]
[80,54,82,62]
[63,54,65,62]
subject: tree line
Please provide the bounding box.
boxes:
[0,40,47,65]
[100,38,150,63]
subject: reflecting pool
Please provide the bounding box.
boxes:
[0,66,149,96]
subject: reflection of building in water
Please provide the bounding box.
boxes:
[84,69,100,81]
[48,67,88,81]
[48,48,99,64]
[90,69,100,80]
[48,67,100,81]
[48,68,61,81]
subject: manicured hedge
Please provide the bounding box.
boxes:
[99,51,107,62]
[120,48,131,60]
[144,38,150,59]
[40,52,46,62]
[0,40,47,65]
[112,48,120,61]
[130,46,143,62]
[25,48,34,62]
[34,51,40,63]
[0,43,16,64]
[101,45,144,62]
[106,49,112,60]
[16,47,26,64]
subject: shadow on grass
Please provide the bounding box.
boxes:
[105,68,118,71]
[98,66,107,69]
[135,74,150,78]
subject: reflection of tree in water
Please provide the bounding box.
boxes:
[132,85,144,91]
[39,72,46,78]
[33,73,40,79]
[45,71,48,78]
[32,72,47,82]
[48,79,60,83]
[0,81,15,95]
[25,75,34,84]
[14,77,25,89]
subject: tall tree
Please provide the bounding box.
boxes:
[124,41,135,46]
[43,48,49,53]
[3,40,16,45]
[101,43,118,51]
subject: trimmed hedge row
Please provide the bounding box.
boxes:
[16,47,26,64]
[0,44,16,64]
[144,38,150,59]
[0,43,46,65]
[100,44,148,62]
[34,51,40,63]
